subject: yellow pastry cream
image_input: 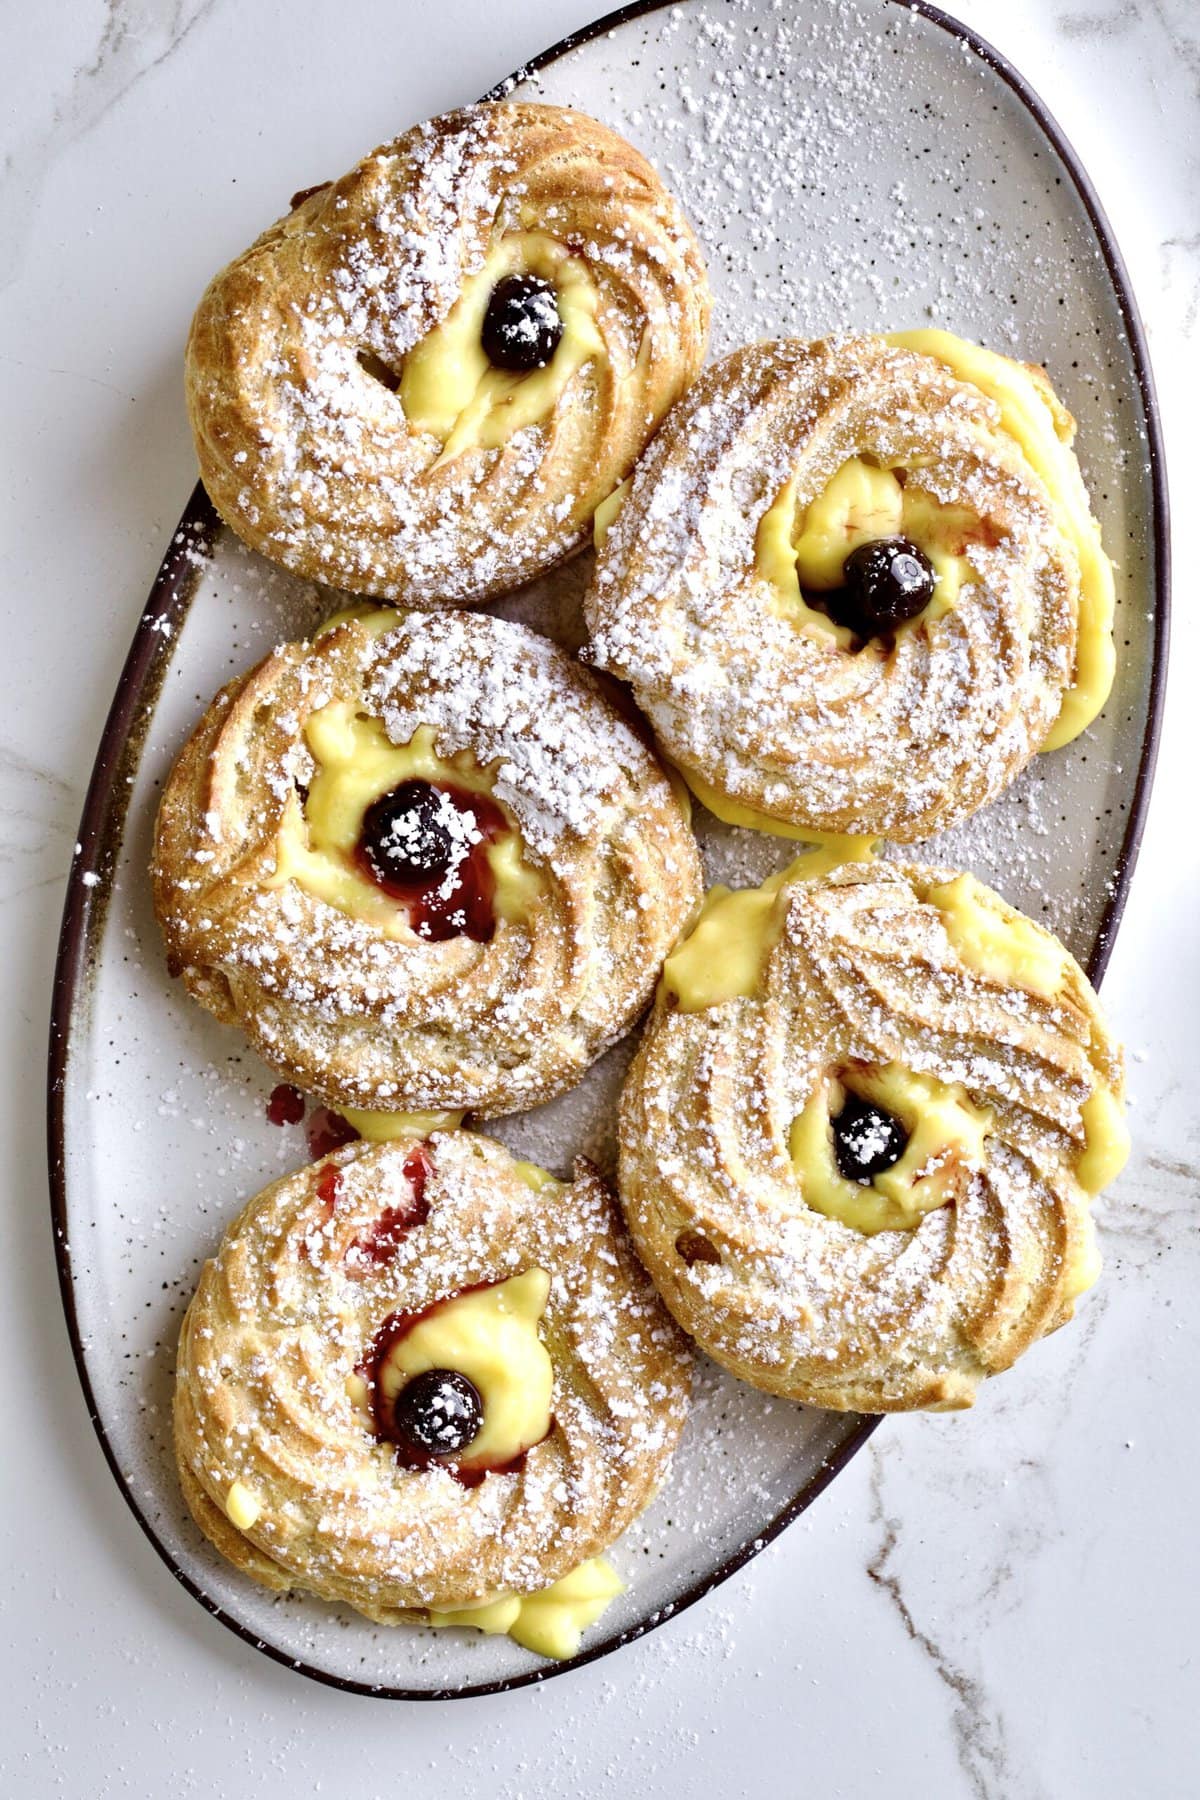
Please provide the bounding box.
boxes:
[1076,1080,1130,1195]
[920,872,1130,1200]
[660,839,878,1013]
[757,454,981,648]
[886,330,1116,748]
[311,602,403,643]
[400,231,606,460]
[509,1157,565,1195]
[593,476,632,550]
[428,1555,626,1661]
[365,1182,623,1661]
[754,331,1116,747]
[224,1480,261,1531]
[677,762,867,841]
[268,702,544,939]
[921,872,1066,998]
[341,1255,622,1659]
[373,1268,554,1475]
[664,860,1128,1226]
[789,1064,992,1235]
[339,1106,465,1140]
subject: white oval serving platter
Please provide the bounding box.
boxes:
[49,0,1167,1698]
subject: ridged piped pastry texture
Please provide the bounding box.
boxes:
[186,102,710,604]
[587,335,1092,840]
[152,608,702,1117]
[619,862,1124,1412]
[174,1134,691,1616]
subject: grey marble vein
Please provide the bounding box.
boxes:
[1144,0,1200,103]
[2,0,223,290]
[0,741,80,905]
[0,348,138,403]
[866,1441,1035,1800]
[1057,0,1200,107]
[1057,0,1142,39]
[1097,1147,1200,1264]
[859,1275,1124,1798]
[1159,235,1200,337]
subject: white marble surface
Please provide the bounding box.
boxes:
[3,1,1198,1793]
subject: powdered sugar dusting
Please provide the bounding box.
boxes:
[587,334,1079,842]
[177,1137,690,1612]
[622,862,1111,1411]
[188,102,708,608]
[154,606,700,1117]
[68,0,1158,1692]
[366,611,653,854]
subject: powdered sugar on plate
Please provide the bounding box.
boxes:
[60,0,1159,1695]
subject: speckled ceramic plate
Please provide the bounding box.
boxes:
[49,0,1167,1699]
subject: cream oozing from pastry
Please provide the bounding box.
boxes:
[886,331,1115,747]
[152,607,702,1118]
[399,231,606,456]
[587,334,1106,842]
[757,455,982,647]
[374,1270,555,1470]
[268,707,543,940]
[428,1554,625,1659]
[174,1135,692,1633]
[620,862,1128,1410]
[788,1063,993,1234]
[185,103,711,607]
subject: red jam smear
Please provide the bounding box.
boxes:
[362,1279,551,1487]
[345,1147,433,1272]
[315,1165,343,1213]
[355,783,508,945]
[401,1143,432,1208]
[306,1107,360,1160]
[266,1083,306,1127]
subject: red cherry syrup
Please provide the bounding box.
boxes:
[345,1146,432,1272]
[306,1107,360,1160]
[362,1275,550,1486]
[356,781,508,943]
[266,1083,306,1127]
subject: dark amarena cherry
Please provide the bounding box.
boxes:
[390,1369,484,1458]
[840,535,937,634]
[481,274,564,372]
[356,779,509,943]
[365,1285,548,1485]
[360,779,456,888]
[832,1093,909,1183]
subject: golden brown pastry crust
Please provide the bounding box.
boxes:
[586,336,1084,841]
[185,102,710,605]
[174,1135,691,1616]
[619,862,1123,1412]
[152,608,702,1118]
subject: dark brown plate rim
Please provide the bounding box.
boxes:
[46,0,1171,1702]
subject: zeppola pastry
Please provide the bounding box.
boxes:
[152,606,702,1117]
[174,1131,690,1655]
[587,331,1116,841]
[619,857,1129,1411]
[186,102,710,605]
